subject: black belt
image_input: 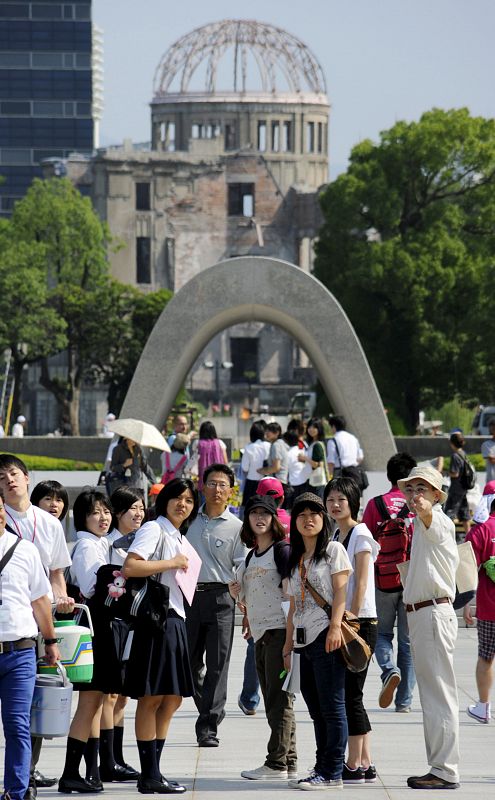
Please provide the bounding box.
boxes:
[196,582,229,592]
[0,638,36,655]
[405,597,451,613]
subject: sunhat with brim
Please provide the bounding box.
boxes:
[245,494,278,518]
[397,465,447,504]
[291,491,326,517]
[473,480,495,523]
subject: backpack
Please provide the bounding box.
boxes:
[373,495,412,591]
[460,455,477,491]
[161,452,187,485]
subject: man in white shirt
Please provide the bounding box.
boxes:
[12,415,26,437]
[398,465,460,790]
[0,454,73,796]
[0,488,61,800]
[326,415,365,494]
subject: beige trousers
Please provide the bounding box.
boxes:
[407,602,460,783]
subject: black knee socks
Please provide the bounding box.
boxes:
[84,737,100,782]
[99,729,117,772]
[137,740,161,782]
[113,725,126,768]
[156,739,165,770]
[62,737,87,780]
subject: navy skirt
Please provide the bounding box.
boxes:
[123,611,194,699]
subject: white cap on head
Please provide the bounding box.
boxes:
[17,415,26,423]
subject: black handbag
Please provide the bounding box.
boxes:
[93,563,169,633]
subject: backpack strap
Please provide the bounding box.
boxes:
[273,540,290,580]
[0,537,21,577]
[375,495,409,521]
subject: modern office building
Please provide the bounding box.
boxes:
[0,0,99,216]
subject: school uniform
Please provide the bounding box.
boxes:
[0,531,51,800]
[5,503,71,585]
[123,516,193,699]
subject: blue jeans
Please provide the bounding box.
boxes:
[0,648,36,800]
[375,588,416,708]
[299,630,347,781]
[239,637,260,711]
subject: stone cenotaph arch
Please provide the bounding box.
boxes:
[120,256,395,470]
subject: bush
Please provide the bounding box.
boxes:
[443,453,485,473]
[423,399,477,436]
[4,453,103,471]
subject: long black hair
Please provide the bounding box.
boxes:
[288,495,333,574]
[154,477,199,533]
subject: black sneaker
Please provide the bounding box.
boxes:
[342,764,365,784]
[362,765,377,783]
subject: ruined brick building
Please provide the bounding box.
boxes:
[49,19,330,416]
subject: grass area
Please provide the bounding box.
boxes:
[3,453,103,471]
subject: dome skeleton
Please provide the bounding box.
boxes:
[153,19,327,97]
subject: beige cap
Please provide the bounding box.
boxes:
[397,465,447,504]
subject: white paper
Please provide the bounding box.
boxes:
[282,651,301,694]
[175,536,202,605]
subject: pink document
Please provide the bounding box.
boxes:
[175,536,202,605]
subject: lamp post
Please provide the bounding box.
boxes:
[203,359,233,411]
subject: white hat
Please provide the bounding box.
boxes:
[398,465,447,504]
[17,415,26,423]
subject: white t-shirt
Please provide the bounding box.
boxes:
[0,530,51,640]
[128,516,185,618]
[287,445,312,487]
[70,531,111,599]
[288,541,352,647]
[11,423,24,437]
[5,503,71,573]
[337,523,379,617]
[241,439,271,480]
[327,430,363,468]
[239,544,288,642]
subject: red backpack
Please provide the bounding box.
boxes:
[161,452,187,485]
[373,495,412,591]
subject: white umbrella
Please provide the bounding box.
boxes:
[107,418,171,452]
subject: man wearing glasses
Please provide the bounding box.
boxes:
[398,466,460,790]
[186,464,247,747]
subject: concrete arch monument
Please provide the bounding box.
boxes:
[120,257,395,470]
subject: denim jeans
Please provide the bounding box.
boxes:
[375,588,416,708]
[239,637,260,711]
[0,648,36,800]
[299,629,347,781]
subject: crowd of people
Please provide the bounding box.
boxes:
[0,411,494,799]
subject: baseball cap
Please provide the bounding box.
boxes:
[256,477,284,500]
[244,494,278,517]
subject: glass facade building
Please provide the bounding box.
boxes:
[0,1,94,215]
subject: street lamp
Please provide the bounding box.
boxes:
[203,359,233,410]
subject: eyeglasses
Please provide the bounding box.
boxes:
[205,481,229,490]
[403,484,434,496]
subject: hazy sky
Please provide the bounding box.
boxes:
[93,0,494,178]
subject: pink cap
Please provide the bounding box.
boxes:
[483,480,495,496]
[256,477,284,499]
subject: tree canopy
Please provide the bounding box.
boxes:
[314,108,495,430]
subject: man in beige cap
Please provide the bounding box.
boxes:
[397,465,460,790]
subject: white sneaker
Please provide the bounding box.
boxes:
[298,773,343,790]
[241,765,289,780]
[467,701,491,723]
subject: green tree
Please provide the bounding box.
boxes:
[88,285,173,415]
[0,228,66,424]
[10,177,116,433]
[314,108,495,430]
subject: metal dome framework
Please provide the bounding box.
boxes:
[153,19,327,97]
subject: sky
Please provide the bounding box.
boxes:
[93,0,495,179]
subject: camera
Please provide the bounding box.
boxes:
[296,626,306,645]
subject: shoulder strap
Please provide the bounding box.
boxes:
[273,540,290,579]
[4,522,18,537]
[245,548,256,568]
[374,495,390,520]
[303,574,332,618]
[0,537,21,576]
[332,436,341,464]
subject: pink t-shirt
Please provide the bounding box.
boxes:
[362,487,414,537]
[465,514,495,621]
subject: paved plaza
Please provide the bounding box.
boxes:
[1,625,493,798]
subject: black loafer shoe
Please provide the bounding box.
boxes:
[407,772,460,790]
[87,780,103,791]
[24,787,37,800]
[197,736,219,747]
[137,777,186,794]
[116,763,140,779]
[100,764,139,782]
[33,770,58,788]
[58,776,104,793]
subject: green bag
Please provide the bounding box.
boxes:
[482,556,495,583]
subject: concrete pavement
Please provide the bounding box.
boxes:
[1,626,493,798]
